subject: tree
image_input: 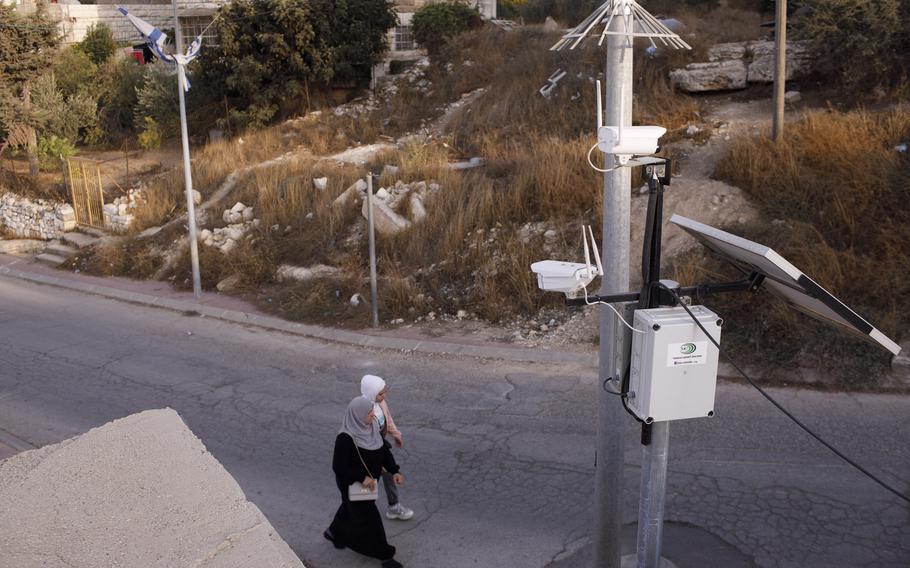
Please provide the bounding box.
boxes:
[412,1,482,57]
[79,22,117,65]
[201,0,397,130]
[798,0,910,93]
[0,5,60,176]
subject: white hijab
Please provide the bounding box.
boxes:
[360,374,386,402]
[340,396,383,450]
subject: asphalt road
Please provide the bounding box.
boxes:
[0,276,908,568]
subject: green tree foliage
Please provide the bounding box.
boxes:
[79,22,117,65]
[799,0,910,92]
[135,66,180,134]
[30,73,98,143]
[202,0,397,130]
[411,1,482,57]
[52,47,98,98]
[95,58,149,141]
[0,4,60,175]
[37,135,76,171]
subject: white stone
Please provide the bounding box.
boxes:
[199,229,213,241]
[349,293,362,306]
[313,177,328,191]
[242,207,255,222]
[104,203,119,216]
[192,190,202,206]
[216,274,241,292]
[670,59,747,92]
[228,211,243,224]
[276,264,340,282]
[230,202,246,213]
[361,196,411,236]
[456,309,468,320]
[375,188,391,201]
[784,90,801,104]
[333,179,368,207]
[410,193,427,222]
[220,238,237,254]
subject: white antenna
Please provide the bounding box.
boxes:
[595,80,604,128]
[588,225,605,277]
[582,225,593,278]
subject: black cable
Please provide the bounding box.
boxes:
[657,282,910,506]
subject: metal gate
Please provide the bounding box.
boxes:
[64,158,105,229]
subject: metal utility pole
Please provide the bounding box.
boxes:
[594,19,634,568]
[172,0,202,300]
[366,174,379,329]
[772,0,787,141]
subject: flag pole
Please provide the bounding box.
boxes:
[172,0,202,300]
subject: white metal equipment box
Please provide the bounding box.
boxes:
[628,306,722,423]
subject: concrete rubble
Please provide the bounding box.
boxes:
[670,40,812,93]
[204,202,261,254]
[0,408,304,568]
[103,188,143,232]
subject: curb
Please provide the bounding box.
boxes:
[0,265,597,367]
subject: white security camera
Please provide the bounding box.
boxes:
[531,226,604,298]
[594,80,666,166]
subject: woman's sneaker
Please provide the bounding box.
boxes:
[381,559,403,568]
[385,503,414,520]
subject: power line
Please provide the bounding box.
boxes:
[657,282,910,506]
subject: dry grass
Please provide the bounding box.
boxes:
[707,107,910,386]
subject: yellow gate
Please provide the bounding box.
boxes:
[65,158,105,230]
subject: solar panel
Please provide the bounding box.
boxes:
[669,214,901,356]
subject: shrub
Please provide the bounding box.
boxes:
[36,135,75,171]
[52,47,97,98]
[95,58,148,142]
[137,117,162,150]
[135,66,179,133]
[798,0,910,93]
[79,22,117,65]
[712,108,910,385]
[200,0,396,130]
[411,1,483,57]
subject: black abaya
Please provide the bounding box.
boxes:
[329,432,400,561]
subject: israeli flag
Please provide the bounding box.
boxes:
[117,6,202,90]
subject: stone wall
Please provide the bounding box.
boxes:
[0,193,76,240]
[670,40,813,93]
[47,1,225,44]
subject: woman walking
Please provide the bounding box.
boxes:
[325,395,405,568]
[360,374,414,520]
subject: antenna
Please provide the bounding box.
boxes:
[588,226,605,277]
[582,225,593,278]
[595,80,604,128]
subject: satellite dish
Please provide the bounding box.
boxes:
[670,214,901,356]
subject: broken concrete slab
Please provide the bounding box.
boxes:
[746,40,812,83]
[362,196,411,236]
[333,178,368,207]
[328,143,396,165]
[410,193,427,222]
[669,59,748,92]
[276,263,340,282]
[0,408,304,568]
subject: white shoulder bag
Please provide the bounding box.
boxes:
[347,435,379,502]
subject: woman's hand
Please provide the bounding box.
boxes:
[393,433,404,448]
[363,477,377,490]
[393,473,404,486]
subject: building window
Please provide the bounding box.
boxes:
[179,16,217,47]
[394,25,414,51]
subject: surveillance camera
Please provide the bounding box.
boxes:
[597,125,666,163]
[531,260,599,298]
[531,225,604,298]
